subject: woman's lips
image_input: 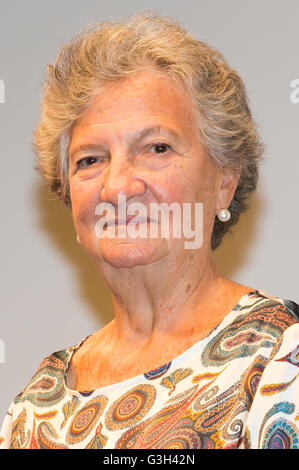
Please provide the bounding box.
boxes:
[105,216,156,228]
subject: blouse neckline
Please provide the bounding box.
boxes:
[63,289,264,397]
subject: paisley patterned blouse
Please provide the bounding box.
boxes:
[1,290,298,449]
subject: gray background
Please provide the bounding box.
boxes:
[0,0,298,423]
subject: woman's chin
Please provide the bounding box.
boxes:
[98,237,167,268]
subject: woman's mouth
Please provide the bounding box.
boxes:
[104,216,155,229]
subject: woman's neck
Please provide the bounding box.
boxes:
[94,249,234,348]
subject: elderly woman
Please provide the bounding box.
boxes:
[1,12,298,450]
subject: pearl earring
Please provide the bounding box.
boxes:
[76,234,82,245]
[217,209,231,222]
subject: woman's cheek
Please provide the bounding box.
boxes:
[70,183,99,227]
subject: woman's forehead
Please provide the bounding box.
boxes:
[70,71,198,142]
[87,72,193,116]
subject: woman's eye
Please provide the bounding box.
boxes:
[77,156,101,168]
[149,143,171,154]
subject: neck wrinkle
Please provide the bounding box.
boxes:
[103,253,220,345]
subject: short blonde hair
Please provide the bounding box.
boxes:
[34,11,264,249]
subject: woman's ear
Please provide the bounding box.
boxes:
[216,168,241,211]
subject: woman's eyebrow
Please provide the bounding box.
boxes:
[134,125,181,143]
[69,126,182,160]
[69,143,106,161]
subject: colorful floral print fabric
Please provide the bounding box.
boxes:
[1,290,298,449]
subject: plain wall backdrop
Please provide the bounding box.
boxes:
[0,0,298,423]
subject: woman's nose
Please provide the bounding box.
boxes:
[100,158,146,205]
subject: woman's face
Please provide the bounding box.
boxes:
[68,71,232,269]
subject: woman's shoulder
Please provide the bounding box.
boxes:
[12,335,90,408]
[230,289,299,344]
[243,289,299,323]
[200,288,298,373]
[219,280,298,326]
[0,336,91,448]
